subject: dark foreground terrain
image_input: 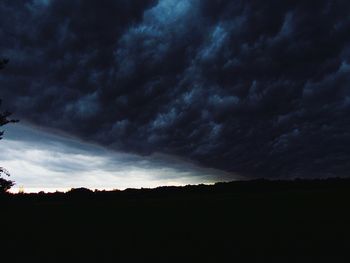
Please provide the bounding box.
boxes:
[1,179,350,262]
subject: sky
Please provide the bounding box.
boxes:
[1,123,234,192]
[0,0,350,191]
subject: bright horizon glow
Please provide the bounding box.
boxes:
[1,123,242,193]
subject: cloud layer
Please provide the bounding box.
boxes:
[1,124,233,192]
[1,0,350,178]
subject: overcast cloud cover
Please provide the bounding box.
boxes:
[1,0,350,179]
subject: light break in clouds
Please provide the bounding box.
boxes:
[0,123,239,193]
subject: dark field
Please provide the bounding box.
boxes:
[1,179,349,262]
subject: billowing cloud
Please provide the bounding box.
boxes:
[1,0,350,178]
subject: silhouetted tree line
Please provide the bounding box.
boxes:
[0,58,18,193]
[2,178,349,201]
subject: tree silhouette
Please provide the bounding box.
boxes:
[0,58,18,193]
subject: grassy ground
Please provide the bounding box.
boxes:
[1,179,349,262]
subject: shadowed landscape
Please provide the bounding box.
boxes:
[1,1,350,262]
[1,179,350,262]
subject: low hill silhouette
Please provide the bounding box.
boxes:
[1,178,349,262]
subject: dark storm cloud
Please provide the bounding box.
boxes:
[1,0,350,178]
